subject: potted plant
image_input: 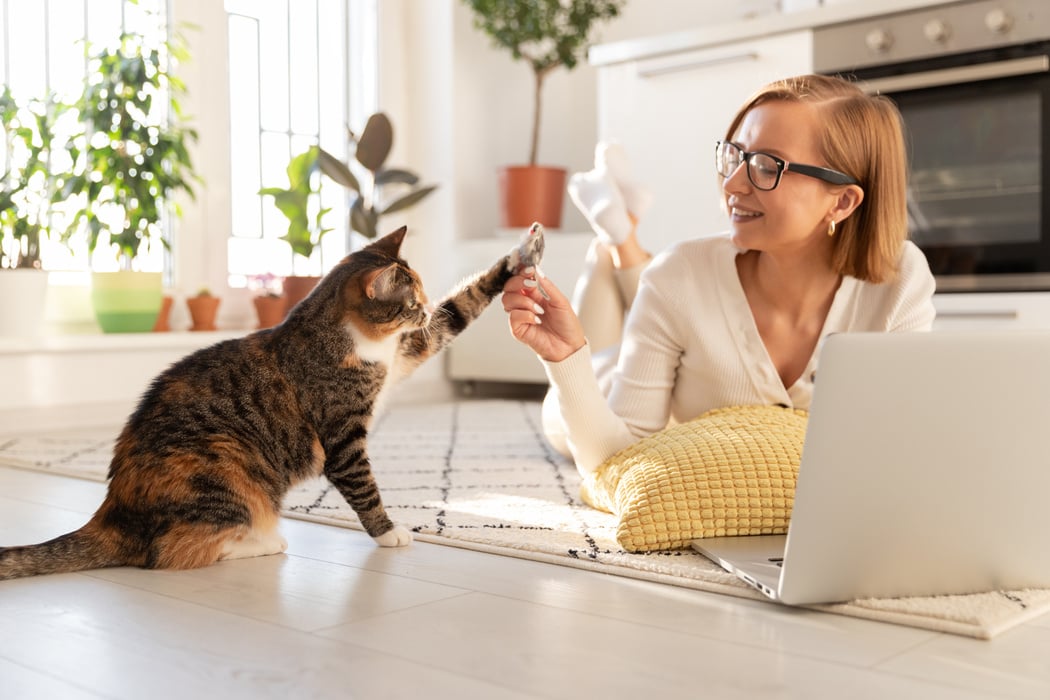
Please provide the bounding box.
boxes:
[186,287,220,331]
[462,0,625,228]
[57,29,199,333]
[152,293,174,332]
[259,145,333,314]
[316,111,438,240]
[261,112,436,316]
[0,88,59,337]
[248,273,284,329]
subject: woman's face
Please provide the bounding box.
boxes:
[722,100,842,258]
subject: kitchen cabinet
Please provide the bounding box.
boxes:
[595,30,813,255]
[933,292,1050,331]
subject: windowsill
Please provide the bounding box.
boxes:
[0,330,248,356]
[0,330,251,414]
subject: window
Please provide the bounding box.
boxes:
[2,0,377,292]
[0,0,170,279]
[225,0,377,290]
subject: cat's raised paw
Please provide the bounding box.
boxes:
[372,524,413,547]
[508,221,546,272]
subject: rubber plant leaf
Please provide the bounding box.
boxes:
[317,147,360,193]
[350,196,377,239]
[355,112,393,172]
[375,168,420,186]
[380,185,440,217]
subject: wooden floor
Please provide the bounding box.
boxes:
[2,464,1049,700]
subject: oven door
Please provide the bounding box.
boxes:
[851,45,1050,292]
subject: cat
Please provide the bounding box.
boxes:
[0,224,545,580]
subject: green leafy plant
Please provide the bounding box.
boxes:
[259,146,333,259]
[316,112,437,239]
[462,0,625,165]
[0,88,61,270]
[58,29,199,269]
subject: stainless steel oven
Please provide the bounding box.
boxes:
[815,0,1050,292]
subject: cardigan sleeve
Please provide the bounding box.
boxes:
[542,343,639,473]
[541,249,689,473]
[885,242,938,332]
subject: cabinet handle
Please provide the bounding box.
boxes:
[936,310,1020,320]
[637,51,758,79]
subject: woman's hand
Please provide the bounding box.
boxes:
[501,269,586,363]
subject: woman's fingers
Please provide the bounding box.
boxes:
[507,308,542,340]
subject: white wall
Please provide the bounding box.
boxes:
[168,0,750,311]
[378,1,746,261]
[359,1,753,396]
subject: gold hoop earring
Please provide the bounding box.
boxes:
[827,219,837,237]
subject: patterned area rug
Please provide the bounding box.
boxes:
[3,399,1049,639]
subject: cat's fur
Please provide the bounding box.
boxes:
[0,225,544,580]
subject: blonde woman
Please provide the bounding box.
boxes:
[502,74,936,475]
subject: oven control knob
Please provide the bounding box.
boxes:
[924,19,951,44]
[865,28,894,54]
[985,8,1014,34]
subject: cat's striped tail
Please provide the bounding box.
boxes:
[0,524,124,580]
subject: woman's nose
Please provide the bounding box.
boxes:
[721,161,751,194]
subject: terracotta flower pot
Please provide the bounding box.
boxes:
[253,295,285,329]
[186,295,221,331]
[498,165,566,229]
[152,295,174,332]
[282,275,321,316]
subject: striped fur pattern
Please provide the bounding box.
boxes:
[0,225,544,580]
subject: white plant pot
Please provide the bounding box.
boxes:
[0,268,49,338]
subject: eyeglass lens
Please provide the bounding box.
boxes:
[716,142,780,191]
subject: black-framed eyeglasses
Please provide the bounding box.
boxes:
[715,140,859,191]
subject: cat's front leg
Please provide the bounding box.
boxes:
[397,223,547,368]
[322,434,411,547]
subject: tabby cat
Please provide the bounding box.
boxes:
[0,224,544,580]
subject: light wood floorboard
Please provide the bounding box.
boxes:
[1,465,1048,699]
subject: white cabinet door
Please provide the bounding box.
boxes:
[597,31,813,256]
[933,292,1050,331]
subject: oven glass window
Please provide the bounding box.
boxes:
[902,90,1040,273]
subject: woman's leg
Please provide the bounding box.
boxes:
[544,142,653,459]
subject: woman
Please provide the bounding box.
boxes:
[502,74,937,475]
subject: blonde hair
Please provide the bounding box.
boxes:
[723,74,908,284]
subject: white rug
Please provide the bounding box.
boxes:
[3,399,1049,640]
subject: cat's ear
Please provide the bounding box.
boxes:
[369,226,408,258]
[363,263,399,300]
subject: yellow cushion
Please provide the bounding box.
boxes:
[581,405,808,552]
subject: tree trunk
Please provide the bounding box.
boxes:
[529,64,559,166]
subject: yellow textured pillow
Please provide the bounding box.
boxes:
[581,405,808,552]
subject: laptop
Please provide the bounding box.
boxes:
[693,330,1050,605]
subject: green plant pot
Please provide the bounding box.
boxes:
[90,271,163,333]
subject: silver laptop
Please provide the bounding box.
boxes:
[693,330,1050,605]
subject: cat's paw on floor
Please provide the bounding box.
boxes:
[372,524,413,547]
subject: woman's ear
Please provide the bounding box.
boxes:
[829,184,864,223]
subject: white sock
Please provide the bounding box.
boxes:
[596,141,653,219]
[567,167,632,245]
